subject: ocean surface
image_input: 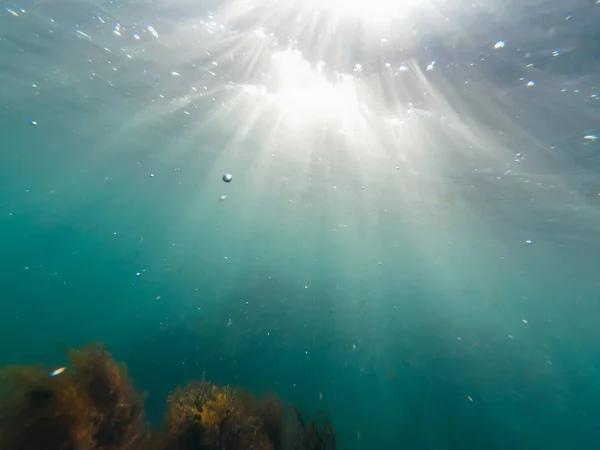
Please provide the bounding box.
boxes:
[1,0,600,448]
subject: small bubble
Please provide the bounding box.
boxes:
[222,173,233,183]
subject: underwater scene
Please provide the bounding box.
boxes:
[1,0,600,448]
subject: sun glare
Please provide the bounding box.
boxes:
[237,49,367,128]
[313,0,424,21]
[269,50,361,118]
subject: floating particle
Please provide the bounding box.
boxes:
[219,194,227,201]
[172,71,180,76]
[426,61,436,71]
[467,396,473,403]
[522,319,528,324]
[584,134,598,141]
[552,50,560,56]
[353,63,362,72]
[494,40,506,49]
[149,173,154,177]
[30,120,38,126]
[508,334,514,339]
[526,239,532,244]
[222,173,232,182]
[147,25,159,38]
[156,295,161,300]
[76,30,92,41]
[50,367,66,377]
[526,80,536,87]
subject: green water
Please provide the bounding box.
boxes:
[2,0,600,448]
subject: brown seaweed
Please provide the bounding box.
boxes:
[0,345,335,450]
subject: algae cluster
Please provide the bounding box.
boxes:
[0,345,335,450]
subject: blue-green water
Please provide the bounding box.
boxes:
[2,0,600,448]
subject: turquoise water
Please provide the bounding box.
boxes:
[2,0,600,448]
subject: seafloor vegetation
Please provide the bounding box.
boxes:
[0,345,336,450]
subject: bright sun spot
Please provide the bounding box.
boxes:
[241,49,365,124]
[314,0,423,21]
[270,51,359,117]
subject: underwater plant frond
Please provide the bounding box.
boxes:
[238,391,286,450]
[68,344,147,449]
[161,381,289,450]
[199,385,244,447]
[290,408,336,450]
[57,384,97,448]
